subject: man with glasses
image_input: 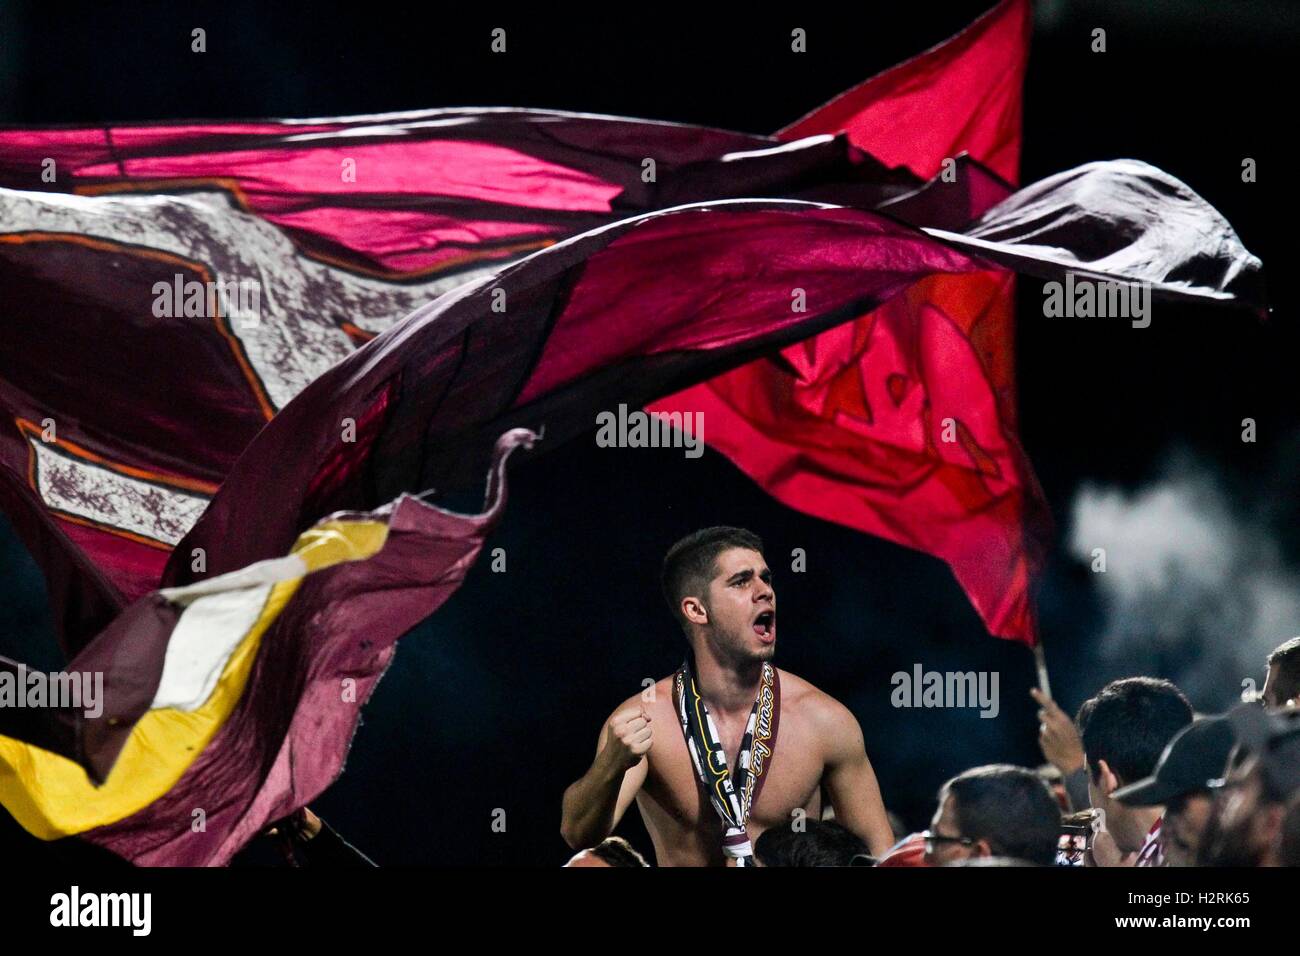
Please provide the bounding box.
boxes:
[922,764,1062,866]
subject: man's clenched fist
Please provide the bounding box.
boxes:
[603,706,653,772]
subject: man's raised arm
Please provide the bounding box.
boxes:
[560,701,652,850]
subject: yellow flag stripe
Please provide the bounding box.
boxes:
[0,518,388,839]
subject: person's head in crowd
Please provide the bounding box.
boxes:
[1198,704,1300,867]
[754,819,870,867]
[1263,636,1300,708]
[563,836,651,867]
[1281,793,1300,867]
[1112,716,1235,866]
[1077,677,1193,854]
[925,764,1062,867]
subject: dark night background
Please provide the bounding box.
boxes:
[0,0,1296,866]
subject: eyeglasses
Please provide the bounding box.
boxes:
[921,830,976,849]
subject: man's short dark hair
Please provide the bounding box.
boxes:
[588,836,650,867]
[753,820,869,867]
[1076,677,1193,785]
[940,764,1062,866]
[661,527,764,630]
[1266,636,1300,704]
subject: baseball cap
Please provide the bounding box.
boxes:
[1112,715,1235,806]
[1223,703,1300,800]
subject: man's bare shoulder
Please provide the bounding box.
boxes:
[775,669,862,739]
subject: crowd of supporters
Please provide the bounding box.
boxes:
[563,636,1300,867]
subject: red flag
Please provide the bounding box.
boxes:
[649,0,1044,642]
[779,0,1029,183]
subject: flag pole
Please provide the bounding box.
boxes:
[1032,639,1052,700]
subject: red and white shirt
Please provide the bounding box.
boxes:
[1135,817,1164,867]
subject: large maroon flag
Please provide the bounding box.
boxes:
[0,112,920,657]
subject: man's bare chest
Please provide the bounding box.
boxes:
[641,710,824,832]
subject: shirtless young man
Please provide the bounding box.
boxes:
[561,526,894,866]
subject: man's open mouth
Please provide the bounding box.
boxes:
[752,610,775,641]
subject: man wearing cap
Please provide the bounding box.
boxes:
[1198,704,1300,866]
[1112,716,1236,867]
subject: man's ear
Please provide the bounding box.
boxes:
[1096,759,1119,797]
[682,596,709,626]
